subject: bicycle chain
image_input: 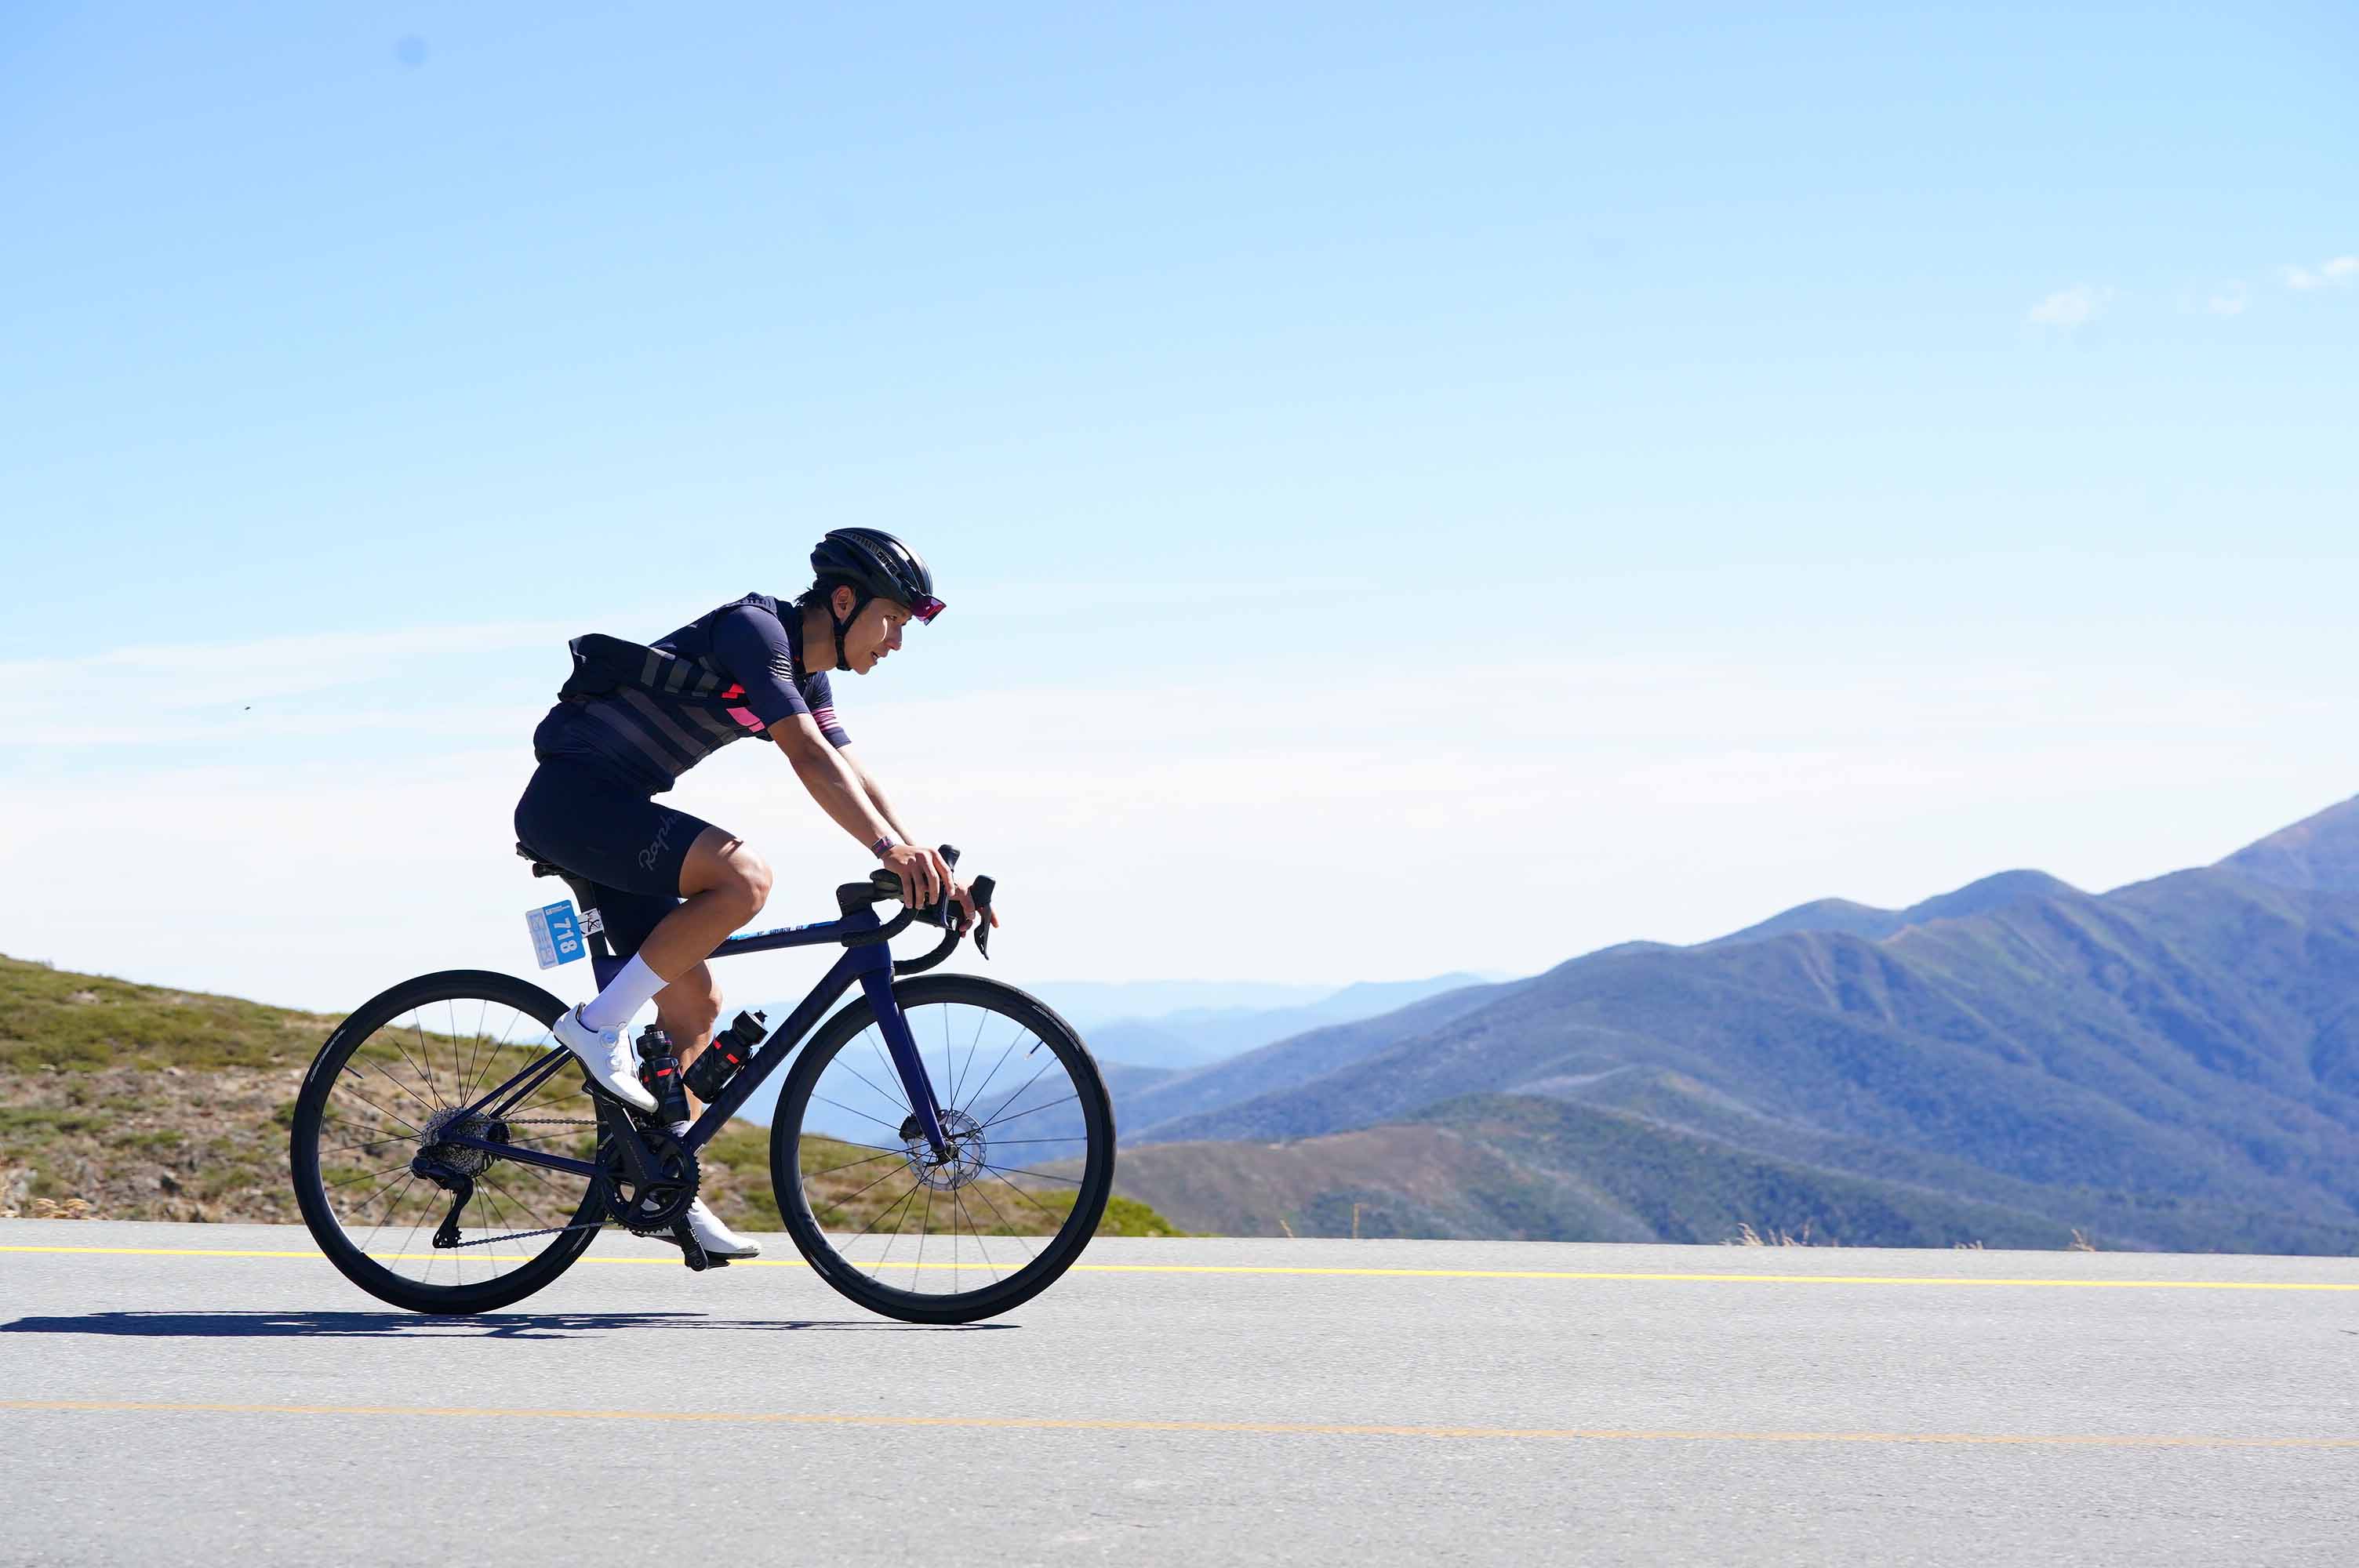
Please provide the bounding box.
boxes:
[438,1116,612,1249]
[438,1118,709,1249]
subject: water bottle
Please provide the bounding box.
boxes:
[634,1026,690,1125]
[683,1010,768,1102]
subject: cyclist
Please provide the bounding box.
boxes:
[513,527,995,1260]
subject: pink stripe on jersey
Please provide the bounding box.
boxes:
[728,706,765,731]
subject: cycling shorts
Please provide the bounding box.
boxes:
[513,758,724,961]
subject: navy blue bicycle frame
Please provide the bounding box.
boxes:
[432,903,950,1180]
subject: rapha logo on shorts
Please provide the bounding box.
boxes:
[637,811,682,872]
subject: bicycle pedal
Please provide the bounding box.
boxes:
[672,1221,711,1272]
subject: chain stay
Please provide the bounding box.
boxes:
[435,1116,609,1248]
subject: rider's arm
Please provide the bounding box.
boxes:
[770,717,896,846]
[834,746,916,846]
[833,744,998,931]
[771,719,949,906]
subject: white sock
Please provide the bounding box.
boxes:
[580,953,667,1033]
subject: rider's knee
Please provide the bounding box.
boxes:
[726,849,773,918]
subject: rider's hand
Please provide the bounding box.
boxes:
[952,877,1001,934]
[881,843,951,910]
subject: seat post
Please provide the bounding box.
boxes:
[518,840,621,985]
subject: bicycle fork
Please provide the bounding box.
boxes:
[854,946,951,1159]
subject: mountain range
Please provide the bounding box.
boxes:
[1089,795,2359,1252]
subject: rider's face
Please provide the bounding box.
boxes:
[847,598,910,673]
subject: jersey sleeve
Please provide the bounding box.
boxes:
[805,672,850,748]
[708,604,812,733]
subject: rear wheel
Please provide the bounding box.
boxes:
[289,970,605,1314]
[770,975,1114,1323]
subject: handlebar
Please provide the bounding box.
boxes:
[831,844,995,974]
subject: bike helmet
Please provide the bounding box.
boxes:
[809,528,943,669]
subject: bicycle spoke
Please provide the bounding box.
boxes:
[389,1013,440,1109]
[980,1162,1085,1186]
[806,1149,918,1227]
[862,1181,926,1278]
[976,1091,1081,1134]
[954,1025,1026,1122]
[325,1158,415,1191]
[972,1058,1056,1131]
[805,1148,902,1181]
[983,1167,1066,1220]
[912,1182,934,1284]
[959,1177,1042,1263]
[318,1132,415,1158]
[831,1051,911,1120]
[809,1092,909,1136]
[950,1004,989,1109]
[335,1076,423,1135]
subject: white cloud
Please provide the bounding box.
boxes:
[2026,284,2113,329]
[0,619,576,728]
[2281,255,2357,290]
[6,641,2357,1011]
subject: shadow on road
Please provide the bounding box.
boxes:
[0,1312,1009,1339]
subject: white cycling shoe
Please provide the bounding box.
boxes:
[552,1005,657,1113]
[655,1199,761,1261]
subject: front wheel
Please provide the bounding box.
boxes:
[769,975,1114,1323]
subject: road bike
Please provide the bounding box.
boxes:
[288,845,1114,1323]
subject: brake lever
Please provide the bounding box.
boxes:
[969,874,995,960]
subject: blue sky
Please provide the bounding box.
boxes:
[3,3,2355,1008]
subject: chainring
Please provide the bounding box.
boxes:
[599,1131,701,1234]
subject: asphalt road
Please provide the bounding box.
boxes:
[3,1220,2356,1566]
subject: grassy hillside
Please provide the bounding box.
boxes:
[1112,1094,2095,1247]
[0,953,1182,1236]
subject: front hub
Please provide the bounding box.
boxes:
[900,1107,986,1191]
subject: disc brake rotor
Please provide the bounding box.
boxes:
[900,1107,987,1192]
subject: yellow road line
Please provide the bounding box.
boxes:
[2,1399,2353,1448]
[3,1243,2357,1290]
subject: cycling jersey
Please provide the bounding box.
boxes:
[531,593,849,794]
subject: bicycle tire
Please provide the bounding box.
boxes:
[290,969,603,1314]
[769,974,1114,1323]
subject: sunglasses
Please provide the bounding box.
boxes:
[907,595,946,624]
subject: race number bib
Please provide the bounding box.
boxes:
[525,901,587,969]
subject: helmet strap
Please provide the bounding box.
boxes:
[832,590,871,672]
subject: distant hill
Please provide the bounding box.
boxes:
[2215,793,2359,893]
[1710,869,2081,946]
[1114,795,2359,1252]
[1111,1096,2106,1249]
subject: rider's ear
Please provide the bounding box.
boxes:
[832,584,858,622]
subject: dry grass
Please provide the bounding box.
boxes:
[0,953,1181,1238]
[1726,1220,1839,1247]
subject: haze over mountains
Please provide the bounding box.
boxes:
[1035,974,1500,1070]
[1095,795,2359,1252]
